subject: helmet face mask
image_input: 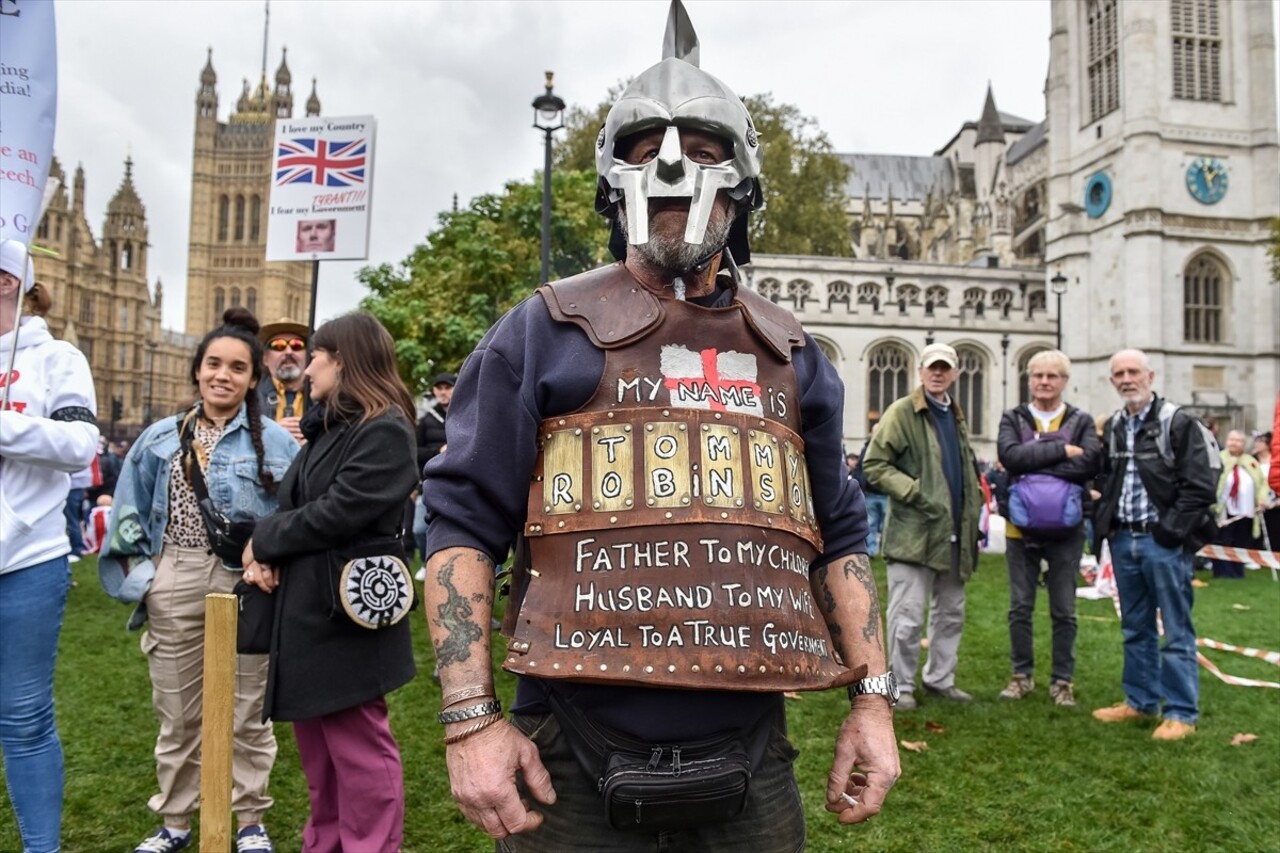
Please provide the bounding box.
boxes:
[597,58,762,251]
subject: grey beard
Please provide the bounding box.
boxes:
[275,364,303,382]
[619,201,735,274]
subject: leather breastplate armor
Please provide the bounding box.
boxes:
[502,264,854,692]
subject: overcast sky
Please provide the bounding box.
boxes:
[56,0,1063,331]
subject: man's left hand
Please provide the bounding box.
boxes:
[825,697,899,824]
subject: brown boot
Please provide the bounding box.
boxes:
[1152,720,1196,741]
[1091,702,1153,723]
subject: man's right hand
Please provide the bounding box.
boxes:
[445,718,556,839]
[1064,444,1084,459]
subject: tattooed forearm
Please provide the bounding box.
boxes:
[812,564,843,640]
[431,554,484,666]
[843,553,882,644]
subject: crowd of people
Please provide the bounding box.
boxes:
[2,4,1278,851]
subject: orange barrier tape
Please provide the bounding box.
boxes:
[1196,545,1280,569]
[1196,638,1280,690]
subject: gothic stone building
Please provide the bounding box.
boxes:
[750,0,1278,458]
[34,157,198,440]
[185,49,320,335]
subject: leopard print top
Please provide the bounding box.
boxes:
[163,416,227,547]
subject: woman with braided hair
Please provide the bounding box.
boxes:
[99,307,299,853]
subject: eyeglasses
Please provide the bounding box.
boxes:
[268,338,306,352]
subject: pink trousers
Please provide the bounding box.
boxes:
[293,697,404,853]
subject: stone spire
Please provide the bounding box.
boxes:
[976,84,1003,145]
[273,47,293,117]
[197,48,218,118]
[305,77,321,117]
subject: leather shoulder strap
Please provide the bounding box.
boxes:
[537,263,661,349]
[734,285,805,363]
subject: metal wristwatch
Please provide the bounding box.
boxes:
[848,672,900,707]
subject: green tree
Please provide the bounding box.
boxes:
[555,89,851,257]
[359,169,608,390]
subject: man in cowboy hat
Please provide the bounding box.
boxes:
[258,318,309,443]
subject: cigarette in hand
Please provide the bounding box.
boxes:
[841,793,859,808]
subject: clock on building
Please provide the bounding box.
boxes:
[1084,172,1112,218]
[1185,156,1228,204]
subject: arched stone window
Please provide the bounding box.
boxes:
[787,279,813,308]
[898,284,921,306]
[213,287,226,316]
[230,287,241,308]
[1183,253,1225,343]
[120,242,132,270]
[955,345,988,435]
[866,341,913,429]
[1027,290,1046,316]
[814,338,839,365]
[992,288,1013,318]
[218,195,229,242]
[828,280,852,310]
[856,282,881,308]
[1086,0,1120,121]
[234,195,246,241]
[250,195,262,242]
[247,287,258,315]
[963,287,986,318]
[1017,346,1051,406]
[756,278,782,303]
[925,285,949,309]
[1171,0,1221,102]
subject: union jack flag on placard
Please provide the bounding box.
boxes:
[275,138,367,187]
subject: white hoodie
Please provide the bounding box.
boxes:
[0,316,99,573]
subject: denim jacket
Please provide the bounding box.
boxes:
[99,403,299,627]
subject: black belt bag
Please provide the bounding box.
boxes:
[546,690,754,832]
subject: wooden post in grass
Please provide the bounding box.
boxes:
[199,593,238,852]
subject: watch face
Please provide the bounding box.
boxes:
[1186,157,1228,204]
[1084,172,1112,218]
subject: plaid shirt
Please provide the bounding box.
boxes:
[1118,399,1160,523]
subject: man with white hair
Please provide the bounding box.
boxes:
[1092,349,1218,741]
[995,350,1100,707]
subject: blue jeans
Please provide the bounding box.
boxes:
[864,493,888,557]
[62,489,85,556]
[0,557,72,853]
[1111,530,1199,724]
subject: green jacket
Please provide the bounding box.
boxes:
[862,386,983,578]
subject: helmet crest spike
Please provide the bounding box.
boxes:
[663,0,700,67]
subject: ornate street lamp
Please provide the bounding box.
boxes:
[532,71,566,285]
[1050,271,1069,351]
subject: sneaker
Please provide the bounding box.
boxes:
[134,827,192,853]
[923,684,973,703]
[414,566,427,583]
[1091,702,1154,723]
[1152,720,1196,741]
[1049,680,1076,707]
[895,691,918,711]
[236,825,275,853]
[67,554,81,564]
[999,674,1035,700]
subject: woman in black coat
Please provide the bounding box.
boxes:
[241,312,418,852]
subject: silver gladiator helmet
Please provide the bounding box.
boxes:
[596,0,762,261]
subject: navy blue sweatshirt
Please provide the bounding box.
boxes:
[423,278,868,740]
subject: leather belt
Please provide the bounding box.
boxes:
[1117,521,1155,534]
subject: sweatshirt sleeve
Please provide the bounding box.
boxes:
[0,344,99,472]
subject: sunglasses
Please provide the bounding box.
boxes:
[268,338,306,352]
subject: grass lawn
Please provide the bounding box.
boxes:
[1,553,1277,852]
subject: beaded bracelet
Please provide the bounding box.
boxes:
[437,699,501,725]
[443,712,501,746]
